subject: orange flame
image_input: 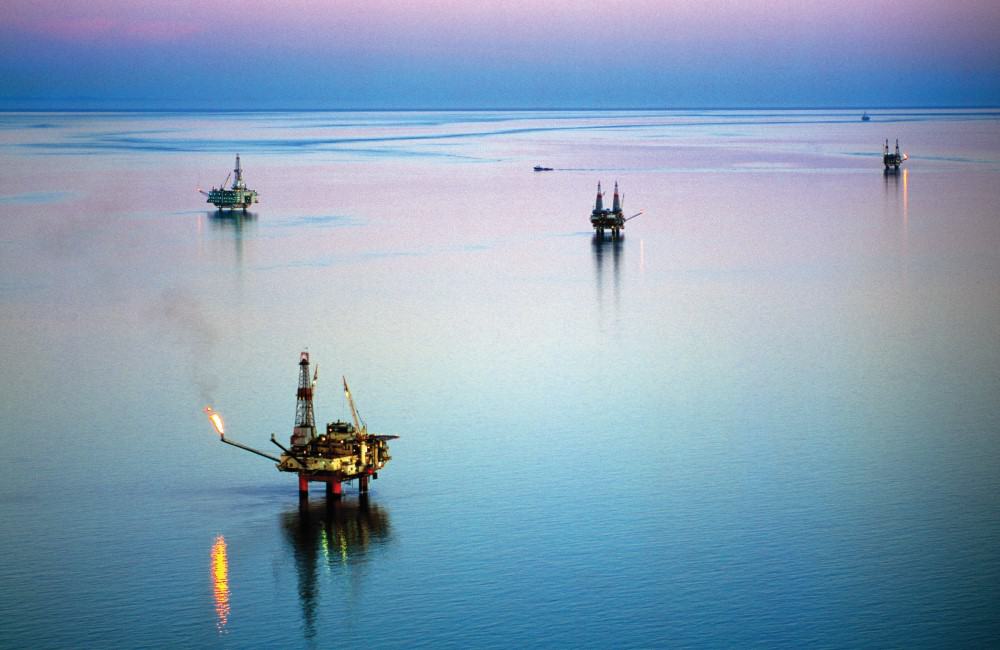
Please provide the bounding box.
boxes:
[205,406,224,436]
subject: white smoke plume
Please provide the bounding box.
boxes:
[157,287,220,404]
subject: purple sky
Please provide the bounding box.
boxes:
[2,0,999,108]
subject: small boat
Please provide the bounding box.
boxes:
[533,165,553,172]
[861,112,871,121]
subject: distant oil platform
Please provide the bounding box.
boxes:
[199,154,259,212]
[590,182,641,239]
[883,139,908,173]
[206,351,398,504]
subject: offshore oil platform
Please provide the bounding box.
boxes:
[883,139,908,172]
[199,154,259,211]
[206,351,398,503]
[590,182,641,239]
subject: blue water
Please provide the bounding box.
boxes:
[1,109,999,647]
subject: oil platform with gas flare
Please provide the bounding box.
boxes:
[199,154,259,212]
[883,139,908,173]
[205,352,398,504]
[590,182,641,239]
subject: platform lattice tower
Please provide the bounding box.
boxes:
[291,352,316,447]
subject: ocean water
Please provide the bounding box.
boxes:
[1,109,999,647]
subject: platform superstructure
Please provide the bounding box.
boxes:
[207,351,398,504]
[200,154,259,211]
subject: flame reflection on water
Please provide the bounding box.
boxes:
[211,535,230,633]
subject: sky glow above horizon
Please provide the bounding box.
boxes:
[2,0,999,108]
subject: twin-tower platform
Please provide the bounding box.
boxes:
[590,181,641,239]
[883,139,907,173]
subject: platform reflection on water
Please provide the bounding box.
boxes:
[281,499,392,638]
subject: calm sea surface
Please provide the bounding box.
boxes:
[1,109,999,647]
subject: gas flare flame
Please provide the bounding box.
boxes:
[205,406,225,437]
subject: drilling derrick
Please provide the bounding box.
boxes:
[291,352,316,447]
[234,154,245,190]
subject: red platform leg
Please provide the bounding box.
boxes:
[298,474,309,504]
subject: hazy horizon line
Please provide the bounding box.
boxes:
[3,104,1000,114]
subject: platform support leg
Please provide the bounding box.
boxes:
[359,475,369,494]
[298,474,309,505]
